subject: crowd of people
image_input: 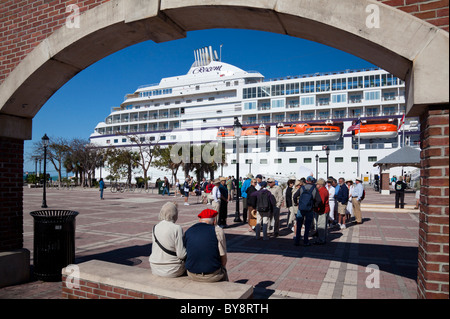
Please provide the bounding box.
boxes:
[148,173,366,281]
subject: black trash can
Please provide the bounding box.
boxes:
[30,210,79,281]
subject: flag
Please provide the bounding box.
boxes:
[347,119,361,132]
[398,114,405,131]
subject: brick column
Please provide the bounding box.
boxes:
[0,137,24,251]
[417,105,449,299]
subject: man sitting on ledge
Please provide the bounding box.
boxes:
[184,208,228,282]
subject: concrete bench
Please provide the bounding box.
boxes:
[62,260,253,299]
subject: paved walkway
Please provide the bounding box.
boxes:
[0,185,419,299]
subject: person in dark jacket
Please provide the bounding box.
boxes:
[394,176,407,208]
[250,181,276,240]
[293,176,322,246]
[335,177,349,229]
[184,208,228,282]
[245,178,258,231]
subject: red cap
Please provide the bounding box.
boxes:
[198,209,218,219]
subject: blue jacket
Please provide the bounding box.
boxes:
[335,183,349,204]
[241,178,251,198]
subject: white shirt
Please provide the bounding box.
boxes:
[327,185,335,201]
[149,220,186,278]
[212,185,221,202]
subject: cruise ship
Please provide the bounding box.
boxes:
[90,46,420,183]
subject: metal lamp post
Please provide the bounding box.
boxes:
[325,146,330,178]
[315,154,319,179]
[233,117,242,223]
[41,134,49,208]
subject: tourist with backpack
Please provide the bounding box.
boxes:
[250,181,276,240]
[292,176,322,246]
[351,177,365,224]
[394,176,407,208]
[315,179,330,245]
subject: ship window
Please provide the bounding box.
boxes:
[150,136,155,141]
[257,86,271,98]
[181,108,185,114]
[351,157,358,162]
[332,94,346,103]
[301,81,315,93]
[289,158,297,163]
[226,82,231,87]
[186,100,191,103]
[348,76,363,89]
[175,101,181,104]
[208,97,215,101]
[260,159,268,164]
[114,139,118,143]
[301,96,314,106]
[324,128,330,131]
[274,158,282,164]
[243,87,257,99]
[364,75,380,87]
[279,129,286,133]
[234,81,239,86]
[271,84,285,96]
[196,85,200,90]
[304,158,312,163]
[287,129,295,132]
[365,91,380,101]
[335,157,344,162]
[244,102,257,110]
[315,128,323,131]
[368,156,377,162]
[286,83,299,95]
[316,80,330,92]
[332,78,347,91]
[122,138,127,143]
[381,74,398,86]
[271,99,285,108]
[197,98,203,102]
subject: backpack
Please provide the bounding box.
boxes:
[360,189,365,201]
[298,185,315,211]
[257,190,271,212]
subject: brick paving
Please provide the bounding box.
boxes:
[0,185,419,299]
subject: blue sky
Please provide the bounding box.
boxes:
[23,28,376,174]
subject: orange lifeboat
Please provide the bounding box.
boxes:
[277,123,341,142]
[217,124,270,141]
[354,123,398,139]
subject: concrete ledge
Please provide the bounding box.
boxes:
[0,249,30,288]
[62,260,253,299]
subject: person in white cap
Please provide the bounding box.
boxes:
[351,178,364,224]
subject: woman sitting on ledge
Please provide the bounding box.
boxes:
[149,202,186,277]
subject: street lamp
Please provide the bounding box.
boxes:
[325,146,330,178]
[233,117,242,223]
[41,134,49,208]
[315,154,319,179]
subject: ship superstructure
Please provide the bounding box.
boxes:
[90,46,420,181]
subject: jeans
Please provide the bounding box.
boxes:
[162,186,169,195]
[295,210,314,245]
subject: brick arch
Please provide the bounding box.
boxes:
[0,0,448,298]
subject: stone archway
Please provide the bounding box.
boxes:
[0,0,448,298]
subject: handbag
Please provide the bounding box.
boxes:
[152,225,177,257]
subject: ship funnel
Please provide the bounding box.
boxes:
[193,46,220,66]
